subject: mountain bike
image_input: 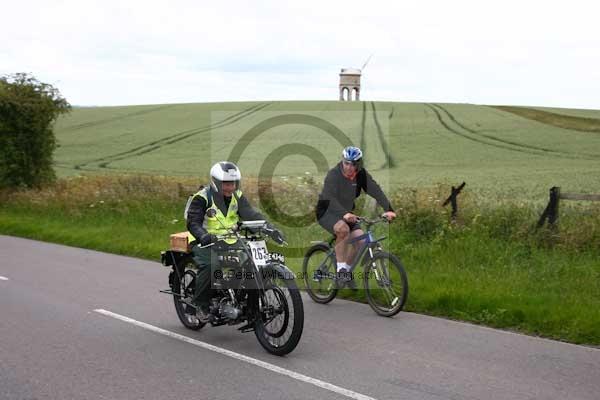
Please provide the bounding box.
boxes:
[302,216,408,317]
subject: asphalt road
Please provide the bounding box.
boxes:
[1,235,599,400]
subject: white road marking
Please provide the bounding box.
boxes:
[0,276,9,281]
[94,309,379,400]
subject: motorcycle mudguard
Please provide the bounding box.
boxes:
[161,250,188,267]
[261,262,296,281]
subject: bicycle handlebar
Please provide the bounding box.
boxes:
[354,215,392,226]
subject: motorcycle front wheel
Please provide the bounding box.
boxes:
[254,274,304,356]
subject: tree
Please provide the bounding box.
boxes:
[0,73,71,188]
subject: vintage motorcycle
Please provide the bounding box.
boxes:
[160,220,304,356]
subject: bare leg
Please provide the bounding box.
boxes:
[346,229,365,267]
[333,220,350,263]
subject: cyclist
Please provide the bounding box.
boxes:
[315,146,396,285]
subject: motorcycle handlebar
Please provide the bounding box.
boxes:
[199,225,286,248]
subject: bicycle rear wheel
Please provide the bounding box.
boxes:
[363,251,408,317]
[302,243,338,304]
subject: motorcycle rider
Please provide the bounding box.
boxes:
[186,161,285,321]
[315,146,396,286]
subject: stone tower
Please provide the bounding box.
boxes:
[339,68,361,101]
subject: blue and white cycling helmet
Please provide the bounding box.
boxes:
[342,146,363,169]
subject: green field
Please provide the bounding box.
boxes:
[54,101,600,202]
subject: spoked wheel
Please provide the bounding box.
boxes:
[363,251,409,317]
[172,256,205,330]
[302,244,338,304]
[255,275,304,356]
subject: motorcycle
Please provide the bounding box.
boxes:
[160,220,304,356]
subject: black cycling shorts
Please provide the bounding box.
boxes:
[317,214,360,235]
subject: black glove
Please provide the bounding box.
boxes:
[199,233,217,246]
[269,228,286,245]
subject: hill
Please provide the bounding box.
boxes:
[54,101,600,201]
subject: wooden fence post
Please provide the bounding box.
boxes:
[548,186,560,226]
[442,182,466,221]
[537,186,561,228]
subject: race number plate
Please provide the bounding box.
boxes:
[269,252,285,263]
[248,240,268,266]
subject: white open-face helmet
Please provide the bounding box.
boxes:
[210,161,241,193]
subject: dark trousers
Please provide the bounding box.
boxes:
[190,244,217,306]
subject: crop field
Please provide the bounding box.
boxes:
[54,101,600,202]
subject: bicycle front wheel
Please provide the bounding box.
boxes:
[363,251,408,317]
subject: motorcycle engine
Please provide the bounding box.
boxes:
[215,298,242,321]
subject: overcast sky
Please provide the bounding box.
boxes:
[2,0,599,109]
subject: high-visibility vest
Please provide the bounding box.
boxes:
[187,187,241,245]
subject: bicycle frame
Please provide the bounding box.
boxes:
[316,219,388,275]
[346,230,384,273]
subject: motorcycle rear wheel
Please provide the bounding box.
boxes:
[172,256,206,330]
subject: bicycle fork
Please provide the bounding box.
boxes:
[368,248,399,308]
